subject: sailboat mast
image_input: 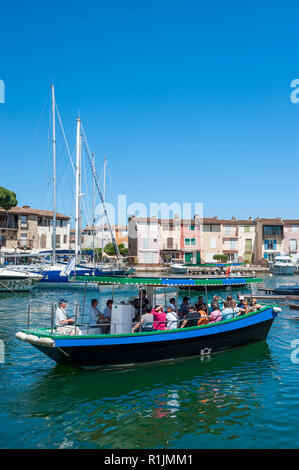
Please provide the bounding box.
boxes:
[92,152,96,265]
[101,157,107,262]
[75,117,82,265]
[51,85,56,265]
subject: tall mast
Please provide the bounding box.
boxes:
[101,157,107,262]
[92,152,96,265]
[75,117,82,265]
[51,85,56,265]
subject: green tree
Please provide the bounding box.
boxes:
[104,242,128,256]
[213,254,228,263]
[0,186,17,211]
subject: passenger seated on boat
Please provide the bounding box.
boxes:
[197,309,209,326]
[210,295,223,312]
[209,309,222,323]
[236,301,249,316]
[221,301,237,321]
[152,305,167,331]
[195,296,208,314]
[250,298,262,311]
[179,296,190,316]
[101,299,112,334]
[88,299,106,334]
[237,296,245,308]
[180,306,200,328]
[132,289,151,320]
[226,295,234,308]
[55,299,79,336]
[132,307,154,333]
[168,298,177,312]
[166,306,178,329]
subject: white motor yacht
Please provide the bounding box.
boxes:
[270,254,295,275]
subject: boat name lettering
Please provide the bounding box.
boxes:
[200,347,211,356]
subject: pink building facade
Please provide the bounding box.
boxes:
[283,220,299,261]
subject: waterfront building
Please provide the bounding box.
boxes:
[180,216,201,264]
[236,219,256,263]
[221,219,240,263]
[0,205,70,253]
[128,216,161,265]
[159,216,181,263]
[255,218,284,263]
[200,217,224,263]
[283,219,299,263]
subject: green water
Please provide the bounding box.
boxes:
[0,274,299,449]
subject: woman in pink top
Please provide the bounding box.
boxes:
[209,309,222,323]
[152,306,167,331]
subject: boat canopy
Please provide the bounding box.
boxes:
[71,275,262,287]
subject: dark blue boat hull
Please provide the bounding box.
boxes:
[32,307,276,369]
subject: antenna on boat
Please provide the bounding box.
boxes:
[51,84,57,265]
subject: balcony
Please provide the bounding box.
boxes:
[0,223,18,230]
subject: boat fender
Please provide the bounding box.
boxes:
[15,332,28,341]
[273,306,282,314]
[37,337,55,347]
[25,335,55,348]
[25,335,40,345]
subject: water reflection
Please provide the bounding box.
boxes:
[6,341,276,449]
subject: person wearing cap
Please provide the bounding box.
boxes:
[55,299,74,327]
[237,296,246,309]
[55,299,80,336]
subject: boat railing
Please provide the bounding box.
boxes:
[27,299,82,334]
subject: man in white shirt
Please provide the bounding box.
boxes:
[166,306,178,330]
[55,299,74,326]
[55,299,78,336]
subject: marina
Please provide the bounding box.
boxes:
[2,0,299,454]
[0,272,298,448]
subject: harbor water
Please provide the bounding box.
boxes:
[0,274,299,449]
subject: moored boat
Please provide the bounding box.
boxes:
[270,254,295,275]
[0,267,42,292]
[16,276,279,369]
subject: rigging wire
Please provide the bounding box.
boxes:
[80,123,121,261]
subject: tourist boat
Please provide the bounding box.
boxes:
[270,254,295,275]
[16,275,279,369]
[0,267,43,292]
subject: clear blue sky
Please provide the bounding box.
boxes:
[1,0,299,226]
